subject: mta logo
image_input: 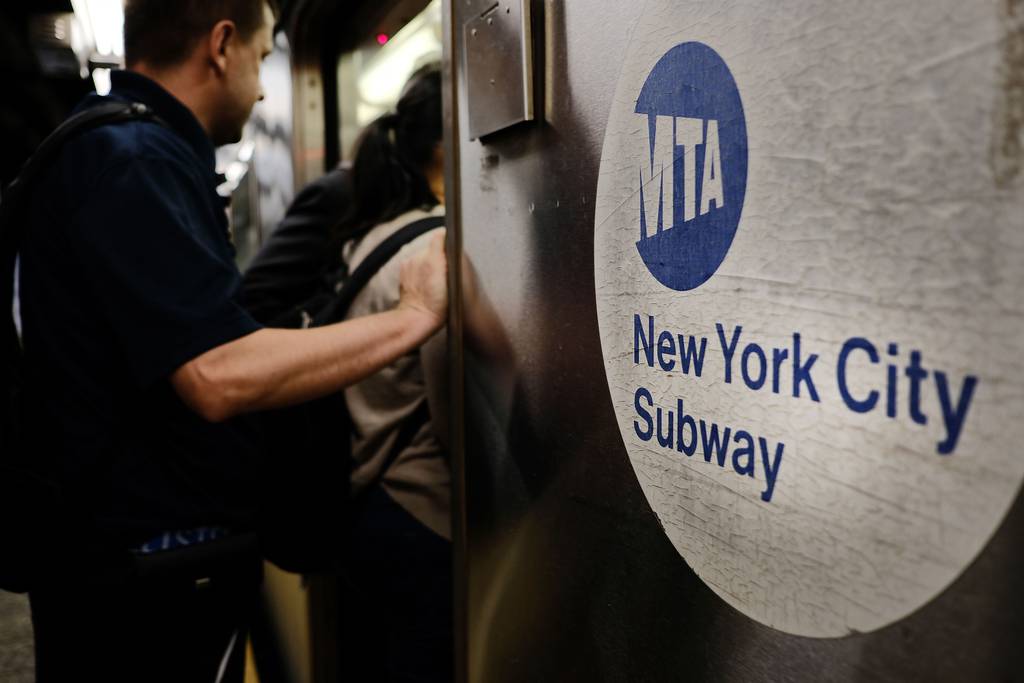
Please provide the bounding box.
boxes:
[635,42,748,292]
[640,116,725,233]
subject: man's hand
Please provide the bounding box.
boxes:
[173,230,450,423]
[398,230,448,331]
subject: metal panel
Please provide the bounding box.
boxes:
[448,0,1024,680]
[463,0,533,139]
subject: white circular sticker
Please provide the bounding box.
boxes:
[594,2,1024,637]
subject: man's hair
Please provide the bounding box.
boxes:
[124,0,279,68]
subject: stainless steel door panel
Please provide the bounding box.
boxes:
[449,1,1024,680]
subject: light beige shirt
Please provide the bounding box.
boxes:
[341,205,450,539]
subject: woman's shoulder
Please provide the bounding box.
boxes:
[345,205,445,269]
[378,204,445,237]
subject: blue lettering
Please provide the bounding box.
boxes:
[905,350,928,425]
[677,402,698,456]
[638,393,783,502]
[792,333,820,402]
[886,343,899,418]
[658,330,676,371]
[634,386,654,441]
[634,315,655,367]
[716,323,742,384]
[699,420,732,467]
[934,372,978,455]
[732,430,755,477]
[657,403,674,448]
[771,347,788,394]
[759,437,785,502]
[741,343,767,390]
[837,337,879,413]
[677,334,707,377]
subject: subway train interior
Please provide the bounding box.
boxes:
[1,0,1023,681]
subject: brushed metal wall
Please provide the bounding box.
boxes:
[448,0,1024,681]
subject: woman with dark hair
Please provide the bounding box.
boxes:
[335,64,452,682]
[341,64,444,238]
[242,63,450,681]
[242,61,451,680]
[240,65,443,325]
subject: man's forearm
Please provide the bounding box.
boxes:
[173,307,441,421]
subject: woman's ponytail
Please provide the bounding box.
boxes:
[337,63,443,240]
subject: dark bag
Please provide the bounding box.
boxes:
[239,166,353,325]
[0,101,167,593]
[254,214,444,574]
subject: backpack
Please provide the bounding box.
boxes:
[238,166,354,326]
[252,213,444,574]
[0,101,168,593]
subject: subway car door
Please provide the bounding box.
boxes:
[252,2,445,682]
[444,1,1024,681]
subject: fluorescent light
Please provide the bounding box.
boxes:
[91,0,124,57]
[92,67,112,95]
[70,0,124,63]
[69,0,94,49]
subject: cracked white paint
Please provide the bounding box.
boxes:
[594,0,1024,637]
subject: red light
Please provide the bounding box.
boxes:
[376,33,389,45]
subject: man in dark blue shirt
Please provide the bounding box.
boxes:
[18,1,448,680]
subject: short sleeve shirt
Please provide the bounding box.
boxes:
[19,71,264,547]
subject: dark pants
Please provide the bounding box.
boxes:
[29,555,261,683]
[341,487,454,682]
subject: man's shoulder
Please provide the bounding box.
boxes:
[29,111,211,243]
[47,92,196,181]
[66,115,196,178]
[41,120,204,221]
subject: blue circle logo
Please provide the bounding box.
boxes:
[635,43,748,291]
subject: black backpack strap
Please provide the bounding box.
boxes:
[312,214,445,326]
[1,101,167,259]
[360,399,432,499]
[327,214,444,493]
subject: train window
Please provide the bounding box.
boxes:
[219,31,295,267]
[336,0,442,160]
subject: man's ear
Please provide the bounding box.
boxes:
[207,19,237,75]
